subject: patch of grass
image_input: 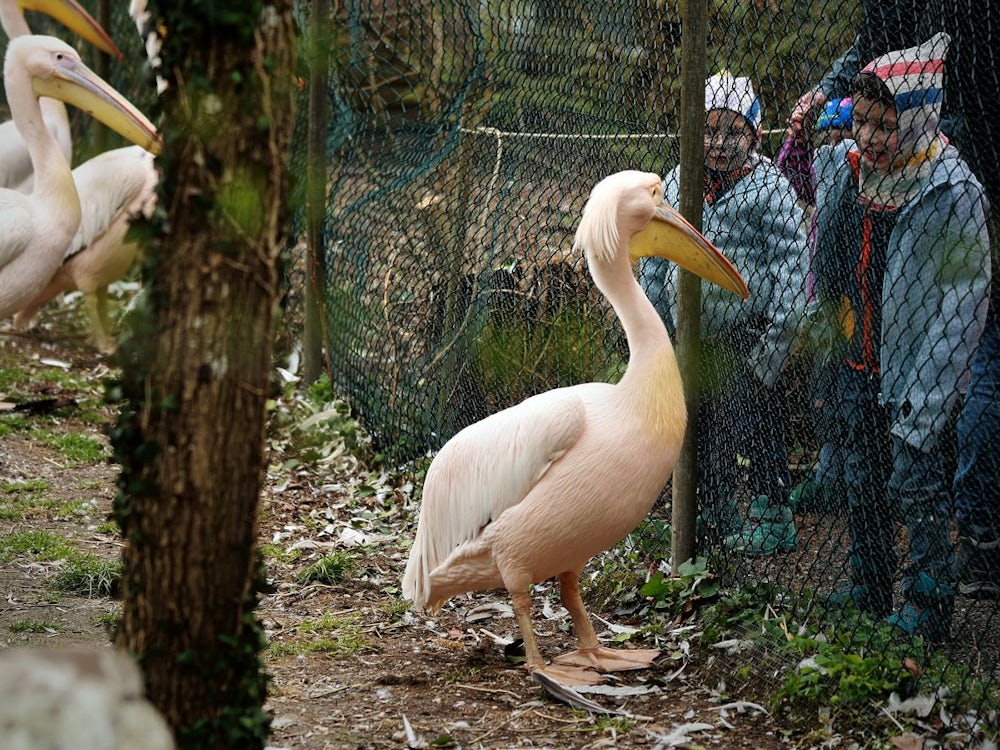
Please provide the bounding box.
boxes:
[50,554,121,597]
[21,367,92,393]
[95,611,121,632]
[0,530,75,562]
[0,366,30,392]
[266,613,372,659]
[8,619,62,633]
[1,479,49,496]
[96,611,120,625]
[379,597,410,619]
[77,407,110,426]
[30,430,108,464]
[93,519,119,535]
[297,613,354,633]
[295,550,356,585]
[259,542,301,564]
[0,481,95,522]
[0,479,50,520]
[0,414,28,437]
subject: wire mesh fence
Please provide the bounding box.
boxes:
[1,0,995,732]
[302,0,1000,722]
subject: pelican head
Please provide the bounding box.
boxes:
[6,34,161,154]
[575,170,748,299]
[2,0,122,59]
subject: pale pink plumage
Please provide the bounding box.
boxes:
[0,40,83,320]
[0,36,160,327]
[401,170,743,685]
[13,146,158,352]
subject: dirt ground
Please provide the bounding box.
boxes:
[0,300,983,750]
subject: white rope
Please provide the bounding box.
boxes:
[461,123,787,240]
[476,126,505,238]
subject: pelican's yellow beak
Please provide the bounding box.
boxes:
[629,204,749,299]
[19,0,123,60]
[33,55,162,155]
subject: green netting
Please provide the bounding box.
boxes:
[304,0,1000,723]
[2,0,996,731]
[317,1,859,459]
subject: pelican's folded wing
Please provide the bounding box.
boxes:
[403,387,586,598]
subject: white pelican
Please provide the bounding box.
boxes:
[11,1,162,352]
[0,0,123,192]
[402,170,749,685]
[12,144,157,352]
[0,35,160,322]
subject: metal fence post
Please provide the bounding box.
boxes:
[303,0,331,382]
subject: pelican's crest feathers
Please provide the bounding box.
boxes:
[572,178,621,265]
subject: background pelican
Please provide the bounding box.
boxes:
[10,0,164,351]
[12,144,157,352]
[402,170,748,685]
[0,0,123,192]
[0,34,160,321]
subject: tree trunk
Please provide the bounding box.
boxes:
[112,4,297,748]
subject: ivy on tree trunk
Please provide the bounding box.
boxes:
[110,3,297,748]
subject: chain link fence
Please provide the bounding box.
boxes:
[2,0,995,732]
[304,0,1000,723]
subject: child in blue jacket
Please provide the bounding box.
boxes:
[641,72,809,556]
[811,33,990,640]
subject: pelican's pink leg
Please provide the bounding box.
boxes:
[552,572,660,673]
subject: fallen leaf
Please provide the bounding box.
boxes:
[889,733,925,749]
[648,721,716,748]
[903,657,922,678]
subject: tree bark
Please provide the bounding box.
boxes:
[112,4,297,748]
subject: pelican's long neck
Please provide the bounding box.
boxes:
[0,4,30,39]
[8,68,78,211]
[589,241,687,443]
[2,9,71,166]
[589,246,673,382]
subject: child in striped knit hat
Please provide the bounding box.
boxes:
[810,32,991,641]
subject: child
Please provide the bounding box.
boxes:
[777,96,854,210]
[777,98,855,515]
[811,33,990,640]
[640,72,809,556]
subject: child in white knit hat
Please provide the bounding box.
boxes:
[641,71,809,557]
[703,72,761,176]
